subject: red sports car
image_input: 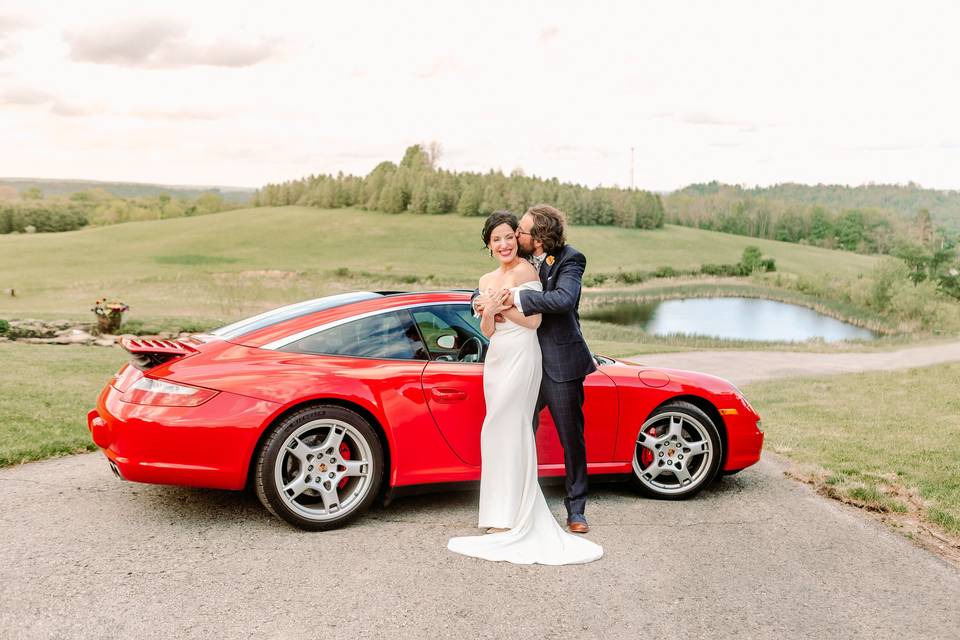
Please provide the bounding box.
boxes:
[87,290,764,530]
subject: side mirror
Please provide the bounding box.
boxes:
[436,334,456,349]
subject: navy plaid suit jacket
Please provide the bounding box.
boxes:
[517,244,596,383]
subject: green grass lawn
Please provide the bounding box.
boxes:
[0,206,882,325]
[0,341,126,466]
[743,363,960,535]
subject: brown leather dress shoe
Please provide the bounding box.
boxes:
[567,521,590,534]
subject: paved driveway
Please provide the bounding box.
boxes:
[1,451,958,639]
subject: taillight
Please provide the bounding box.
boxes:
[120,378,218,407]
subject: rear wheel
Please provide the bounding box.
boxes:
[254,405,383,530]
[630,401,722,499]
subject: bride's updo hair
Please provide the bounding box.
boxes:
[481,210,518,248]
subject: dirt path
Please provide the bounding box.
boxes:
[628,339,960,384]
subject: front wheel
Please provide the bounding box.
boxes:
[630,401,723,500]
[254,405,384,530]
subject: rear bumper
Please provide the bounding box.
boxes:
[87,383,281,490]
[722,412,764,471]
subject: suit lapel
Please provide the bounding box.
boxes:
[541,246,567,289]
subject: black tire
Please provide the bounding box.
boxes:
[254,405,384,531]
[629,400,723,500]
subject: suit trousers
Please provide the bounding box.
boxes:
[533,375,588,519]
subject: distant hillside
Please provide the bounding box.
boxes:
[0,178,254,204]
[669,182,960,233]
[0,205,881,321]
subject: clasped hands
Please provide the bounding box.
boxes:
[475,287,516,322]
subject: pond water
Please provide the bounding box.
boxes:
[585,297,877,342]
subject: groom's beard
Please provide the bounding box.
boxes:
[517,244,533,259]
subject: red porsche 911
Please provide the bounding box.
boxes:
[87,290,764,530]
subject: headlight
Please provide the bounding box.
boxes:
[120,378,218,407]
[730,384,758,416]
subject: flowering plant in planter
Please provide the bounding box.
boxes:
[91,298,129,334]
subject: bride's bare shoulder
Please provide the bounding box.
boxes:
[479,270,498,288]
[510,260,539,285]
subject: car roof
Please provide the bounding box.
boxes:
[216,290,473,348]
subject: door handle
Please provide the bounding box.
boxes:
[431,387,467,403]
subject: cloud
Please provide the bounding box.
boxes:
[64,16,279,68]
[1,85,224,120]
[651,111,775,131]
[0,86,90,117]
[0,9,36,60]
[538,27,560,43]
[845,142,921,152]
[127,107,228,121]
[0,86,51,105]
[0,9,37,32]
[543,144,613,158]
[0,37,20,60]
[49,100,91,117]
[66,17,182,66]
[677,112,752,127]
[415,57,459,80]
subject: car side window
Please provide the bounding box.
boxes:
[278,310,428,360]
[412,304,486,362]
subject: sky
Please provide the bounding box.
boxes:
[1,0,959,192]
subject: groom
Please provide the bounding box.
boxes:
[486,204,597,533]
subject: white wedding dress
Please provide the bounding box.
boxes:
[447,281,603,565]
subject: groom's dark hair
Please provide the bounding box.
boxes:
[525,204,567,254]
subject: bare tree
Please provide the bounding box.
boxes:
[426,141,443,169]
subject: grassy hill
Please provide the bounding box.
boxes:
[0,205,882,325]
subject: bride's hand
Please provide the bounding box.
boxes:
[494,287,513,311]
[484,289,510,314]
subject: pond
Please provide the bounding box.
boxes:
[585,297,877,342]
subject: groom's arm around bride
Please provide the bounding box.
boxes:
[507,204,596,532]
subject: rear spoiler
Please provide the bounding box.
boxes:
[120,336,199,371]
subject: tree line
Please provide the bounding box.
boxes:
[688,181,960,232]
[664,182,956,254]
[0,187,238,234]
[664,182,959,299]
[254,145,665,229]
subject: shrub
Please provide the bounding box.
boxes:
[0,319,8,335]
[888,279,943,328]
[740,246,763,272]
[700,263,742,277]
[615,270,647,284]
[867,258,907,311]
[653,266,678,278]
[583,273,608,287]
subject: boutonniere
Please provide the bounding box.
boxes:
[546,255,555,266]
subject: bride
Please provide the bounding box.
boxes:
[447,211,603,565]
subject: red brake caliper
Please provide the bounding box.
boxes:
[640,426,657,467]
[338,442,350,489]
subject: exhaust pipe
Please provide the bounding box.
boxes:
[108,460,123,480]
